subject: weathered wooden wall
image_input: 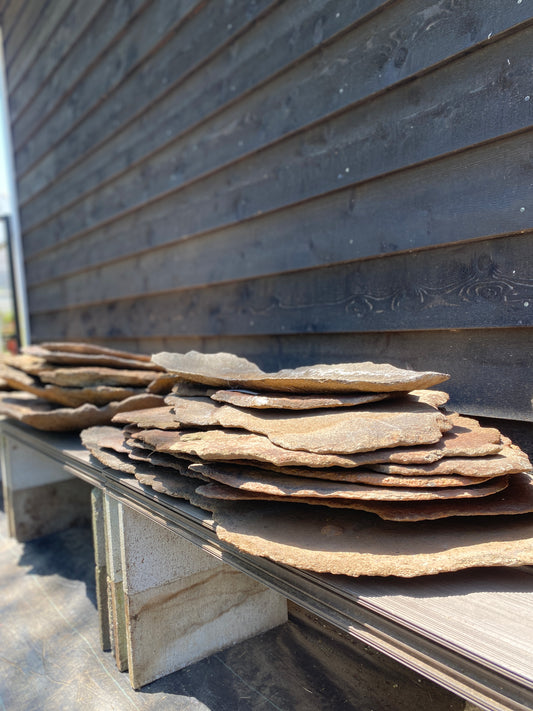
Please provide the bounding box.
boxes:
[1,0,532,421]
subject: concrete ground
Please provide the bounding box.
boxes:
[0,488,470,711]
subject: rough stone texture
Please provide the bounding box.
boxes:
[112,406,181,429]
[404,390,450,408]
[166,396,451,454]
[152,351,450,392]
[198,474,533,521]
[1,352,47,375]
[146,373,182,394]
[80,426,131,454]
[211,389,391,410]
[0,362,145,407]
[211,499,533,577]
[189,462,508,501]
[82,435,209,506]
[38,341,154,362]
[378,414,504,463]
[127,446,199,474]
[371,445,532,477]
[136,421,503,472]
[0,391,164,431]
[39,366,162,387]
[24,345,163,371]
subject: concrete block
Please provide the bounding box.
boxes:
[0,434,90,542]
[91,488,111,652]
[118,504,288,689]
[103,494,128,672]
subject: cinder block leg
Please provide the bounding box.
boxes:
[91,488,111,652]
[0,434,91,542]
[103,494,128,671]
[118,503,288,689]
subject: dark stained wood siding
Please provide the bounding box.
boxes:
[2,0,532,422]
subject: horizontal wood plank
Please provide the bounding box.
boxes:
[16,0,282,209]
[7,0,104,117]
[24,130,533,289]
[10,0,150,164]
[20,23,533,253]
[17,0,385,212]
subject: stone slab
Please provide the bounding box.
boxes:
[152,350,450,392]
[167,396,451,454]
[211,499,533,577]
[190,462,508,501]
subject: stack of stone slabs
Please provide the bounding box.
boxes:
[85,350,533,578]
[0,342,170,431]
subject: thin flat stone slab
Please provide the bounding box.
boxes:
[80,426,132,454]
[39,366,162,387]
[0,362,144,407]
[81,436,208,505]
[38,341,154,362]
[1,352,48,375]
[197,473,533,520]
[380,413,504,463]
[166,396,451,454]
[136,421,503,473]
[127,446,203,477]
[0,392,164,431]
[370,445,532,478]
[112,406,181,429]
[24,344,164,371]
[211,500,533,577]
[210,389,391,410]
[152,351,450,393]
[189,461,508,501]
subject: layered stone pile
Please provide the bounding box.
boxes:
[0,342,170,430]
[81,350,533,577]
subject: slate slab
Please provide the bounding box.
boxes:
[0,392,164,431]
[371,445,531,478]
[198,474,533,520]
[39,366,162,387]
[211,389,391,410]
[189,462,507,501]
[211,499,533,577]
[24,345,164,371]
[112,406,181,429]
[166,396,451,454]
[152,351,450,392]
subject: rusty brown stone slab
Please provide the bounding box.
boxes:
[404,390,450,407]
[112,406,181,429]
[0,362,145,407]
[198,473,533,519]
[39,366,162,387]
[152,351,450,392]
[189,461,507,501]
[211,498,533,577]
[0,392,164,431]
[81,435,208,505]
[127,446,202,477]
[38,341,153,362]
[371,445,532,478]
[166,396,451,454]
[1,352,48,375]
[210,389,391,410]
[24,344,163,371]
[80,426,131,454]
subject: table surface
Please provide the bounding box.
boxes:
[2,419,532,711]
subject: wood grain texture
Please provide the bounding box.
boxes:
[24,131,533,290]
[19,3,533,245]
[17,0,381,214]
[28,233,533,333]
[11,0,150,163]
[7,0,104,117]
